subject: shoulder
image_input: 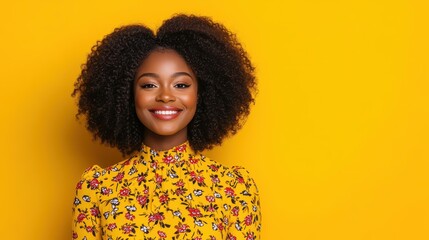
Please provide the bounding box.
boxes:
[75,164,103,188]
[231,165,258,184]
[200,154,259,194]
[75,156,140,187]
[79,164,103,178]
[73,165,104,206]
[226,165,260,196]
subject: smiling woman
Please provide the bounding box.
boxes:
[134,49,198,150]
[71,14,261,240]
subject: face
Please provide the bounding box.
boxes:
[134,49,198,141]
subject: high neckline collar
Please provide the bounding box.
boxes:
[141,140,191,153]
[139,141,195,164]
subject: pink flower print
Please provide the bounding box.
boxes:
[121,224,133,234]
[137,195,148,206]
[208,205,216,212]
[76,181,83,190]
[137,174,145,183]
[196,175,205,184]
[176,144,186,152]
[90,207,99,217]
[246,232,255,240]
[231,206,239,216]
[225,187,235,197]
[155,173,163,184]
[175,223,190,233]
[85,226,94,233]
[175,188,185,196]
[209,164,219,171]
[149,212,165,222]
[227,234,237,240]
[188,207,202,218]
[237,177,245,184]
[206,195,215,202]
[163,155,174,164]
[112,172,124,182]
[175,179,185,187]
[159,194,169,204]
[72,231,78,239]
[175,144,187,152]
[217,222,224,231]
[125,212,135,221]
[119,188,131,197]
[190,171,205,184]
[244,214,253,226]
[189,157,199,164]
[151,161,158,169]
[107,223,117,231]
[211,175,220,184]
[77,213,86,223]
[89,178,99,189]
[158,230,167,238]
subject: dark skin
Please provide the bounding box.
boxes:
[133,49,198,151]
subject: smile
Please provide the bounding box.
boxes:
[153,110,179,115]
[149,109,182,120]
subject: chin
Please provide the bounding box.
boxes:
[151,126,186,137]
[156,130,180,136]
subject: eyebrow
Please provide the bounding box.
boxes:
[136,72,194,81]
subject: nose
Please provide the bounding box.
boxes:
[156,87,175,102]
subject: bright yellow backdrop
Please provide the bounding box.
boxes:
[0,0,428,239]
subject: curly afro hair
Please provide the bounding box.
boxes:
[72,14,257,155]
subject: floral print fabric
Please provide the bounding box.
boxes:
[72,141,261,239]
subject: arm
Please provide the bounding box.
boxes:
[226,166,262,240]
[72,165,103,240]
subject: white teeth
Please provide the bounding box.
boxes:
[154,110,179,115]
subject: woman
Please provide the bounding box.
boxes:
[71,14,261,240]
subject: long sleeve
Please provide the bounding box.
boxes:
[70,143,262,239]
[72,165,103,240]
[226,166,262,240]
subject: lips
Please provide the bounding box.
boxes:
[149,107,183,120]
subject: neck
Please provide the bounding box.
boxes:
[143,128,188,151]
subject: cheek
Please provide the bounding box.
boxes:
[134,92,149,109]
[183,96,197,112]
[183,90,198,109]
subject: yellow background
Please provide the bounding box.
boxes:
[0,0,428,239]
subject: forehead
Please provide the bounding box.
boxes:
[136,49,193,74]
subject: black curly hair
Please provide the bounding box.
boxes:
[72,14,257,155]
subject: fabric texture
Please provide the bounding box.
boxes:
[72,141,261,240]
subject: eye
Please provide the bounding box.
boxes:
[175,83,191,88]
[141,83,157,89]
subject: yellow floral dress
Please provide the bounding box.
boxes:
[72,141,261,240]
